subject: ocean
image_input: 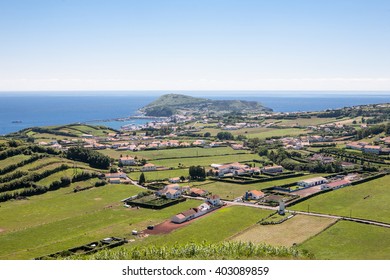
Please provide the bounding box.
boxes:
[0,91,389,135]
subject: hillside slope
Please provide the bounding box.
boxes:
[139,93,272,116]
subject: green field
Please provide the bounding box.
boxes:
[231,214,337,247]
[299,220,390,259]
[131,169,189,181]
[0,154,31,169]
[150,153,258,168]
[290,176,390,223]
[196,173,326,200]
[0,183,200,259]
[200,126,305,139]
[99,146,250,160]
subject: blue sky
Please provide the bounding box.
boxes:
[0,0,390,91]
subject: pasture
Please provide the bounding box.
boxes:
[0,183,200,259]
[299,220,390,259]
[290,176,390,223]
[99,146,250,160]
[196,173,327,200]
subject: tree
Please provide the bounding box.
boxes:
[204,132,211,137]
[139,173,146,185]
[189,165,206,180]
[216,132,234,140]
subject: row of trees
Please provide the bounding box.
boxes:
[0,176,71,203]
[66,147,110,169]
[0,164,69,193]
[355,123,390,140]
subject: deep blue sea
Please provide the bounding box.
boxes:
[0,91,389,135]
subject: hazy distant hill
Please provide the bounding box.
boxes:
[139,94,272,117]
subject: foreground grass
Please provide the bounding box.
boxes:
[67,241,312,260]
[290,176,390,223]
[299,221,390,260]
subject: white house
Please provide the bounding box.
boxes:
[206,195,221,207]
[119,157,136,166]
[169,177,181,183]
[141,163,157,171]
[104,172,127,179]
[247,190,265,200]
[297,177,328,188]
[165,189,182,199]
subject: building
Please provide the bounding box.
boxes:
[261,165,283,174]
[189,188,209,197]
[297,177,328,188]
[363,145,381,154]
[141,163,157,172]
[168,177,181,183]
[119,156,136,166]
[104,172,127,179]
[213,162,249,177]
[246,190,265,200]
[321,179,351,190]
[165,189,182,199]
[206,195,221,207]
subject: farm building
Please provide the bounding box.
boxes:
[261,165,283,174]
[321,179,351,190]
[297,177,328,188]
[171,200,217,224]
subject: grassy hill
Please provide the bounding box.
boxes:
[140,93,272,116]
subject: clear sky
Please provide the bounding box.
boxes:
[1,0,390,91]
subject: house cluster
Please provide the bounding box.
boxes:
[280,137,310,150]
[307,123,345,132]
[346,142,389,154]
[210,162,260,177]
[219,122,260,131]
[171,195,223,224]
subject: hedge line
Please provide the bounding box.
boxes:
[211,172,305,185]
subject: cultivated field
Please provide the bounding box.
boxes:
[231,214,337,247]
[299,220,390,259]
